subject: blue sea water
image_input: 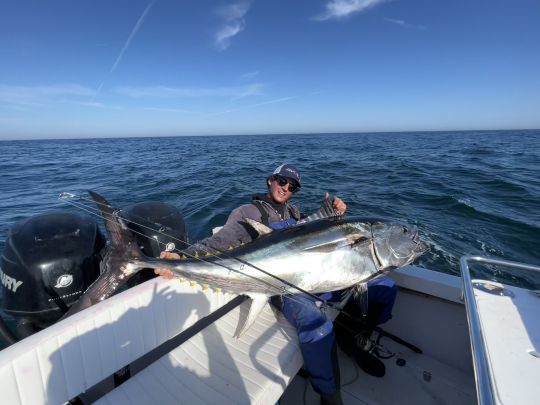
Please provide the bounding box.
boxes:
[1,130,539,291]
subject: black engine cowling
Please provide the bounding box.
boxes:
[123,201,189,285]
[0,201,189,345]
[125,201,189,257]
[0,212,105,340]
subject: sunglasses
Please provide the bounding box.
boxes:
[274,175,300,193]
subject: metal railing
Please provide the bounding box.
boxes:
[459,255,540,405]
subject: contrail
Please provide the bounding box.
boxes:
[110,0,156,73]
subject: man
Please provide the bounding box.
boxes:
[157,164,396,405]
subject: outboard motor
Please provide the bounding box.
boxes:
[126,201,188,256]
[125,201,189,283]
[0,212,105,343]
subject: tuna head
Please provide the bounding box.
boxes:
[370,221,428,270]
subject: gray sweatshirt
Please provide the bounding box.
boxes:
[184,195,301,255]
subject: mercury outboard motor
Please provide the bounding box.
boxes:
[0,212,105,343]
[126,201,188,257]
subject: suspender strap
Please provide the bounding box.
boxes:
[252,201,271,226]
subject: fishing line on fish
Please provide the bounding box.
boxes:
[60,194,325,298]
[59,193,302,297]
[59,192,352,313]
[63,193,378,327]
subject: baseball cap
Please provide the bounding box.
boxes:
[272,164,301,187]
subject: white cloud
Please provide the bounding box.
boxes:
[209,96,298,116]
[72,101,106,108]
[218,1,251,21]
[314,0,386,21]
[143,106,199,114]
[215,1,251,50]
[115,83,265,99]
[251,96,298,107]
[0,84,97,107]
[240,71,260,80]
[231,83,265,99]
[384,17,425,30]
[215,21,245,50]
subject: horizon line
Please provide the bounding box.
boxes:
[1,127,538,142]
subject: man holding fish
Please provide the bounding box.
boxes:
[157,164,398,405]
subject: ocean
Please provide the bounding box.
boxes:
[1,130,539,292]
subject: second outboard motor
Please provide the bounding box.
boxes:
[0,212,105,343]
[125,201,189,283]
[126,201,188,256]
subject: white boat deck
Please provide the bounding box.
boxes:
[92,268,478,405]
[1,263,539,404]
[94,288,303,405]
[0,277,305,405]
[282,334,476,405]
[283,266,478,404]
[96,267,479,405]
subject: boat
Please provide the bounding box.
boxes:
[284,257,540,404]
[0,203,538,404]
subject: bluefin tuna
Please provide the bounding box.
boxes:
[65,191,427,333]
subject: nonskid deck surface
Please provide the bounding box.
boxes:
[0,278,303,405]
[94,290,304,405]
[280,333,476,405]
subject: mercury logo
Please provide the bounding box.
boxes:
[55,275,74,288]
[0,267,23,293]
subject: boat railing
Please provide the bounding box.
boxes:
[459,255,540,405]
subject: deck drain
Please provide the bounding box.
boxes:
[423,371,432,382]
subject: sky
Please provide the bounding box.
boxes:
[0,0,539,139]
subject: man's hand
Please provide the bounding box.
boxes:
[154,251,179,279]
[325,192,347,215]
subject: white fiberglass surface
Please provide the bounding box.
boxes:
[474,283,540,404]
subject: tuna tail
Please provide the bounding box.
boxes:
[93,192,273,338]
[62,191,145,318]
[88,191,143,258]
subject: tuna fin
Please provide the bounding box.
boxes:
[61,192,144,319]
[299,195,339,224]
[303,234,369,253]
[234,293,269,338]
[244,218,273,236]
